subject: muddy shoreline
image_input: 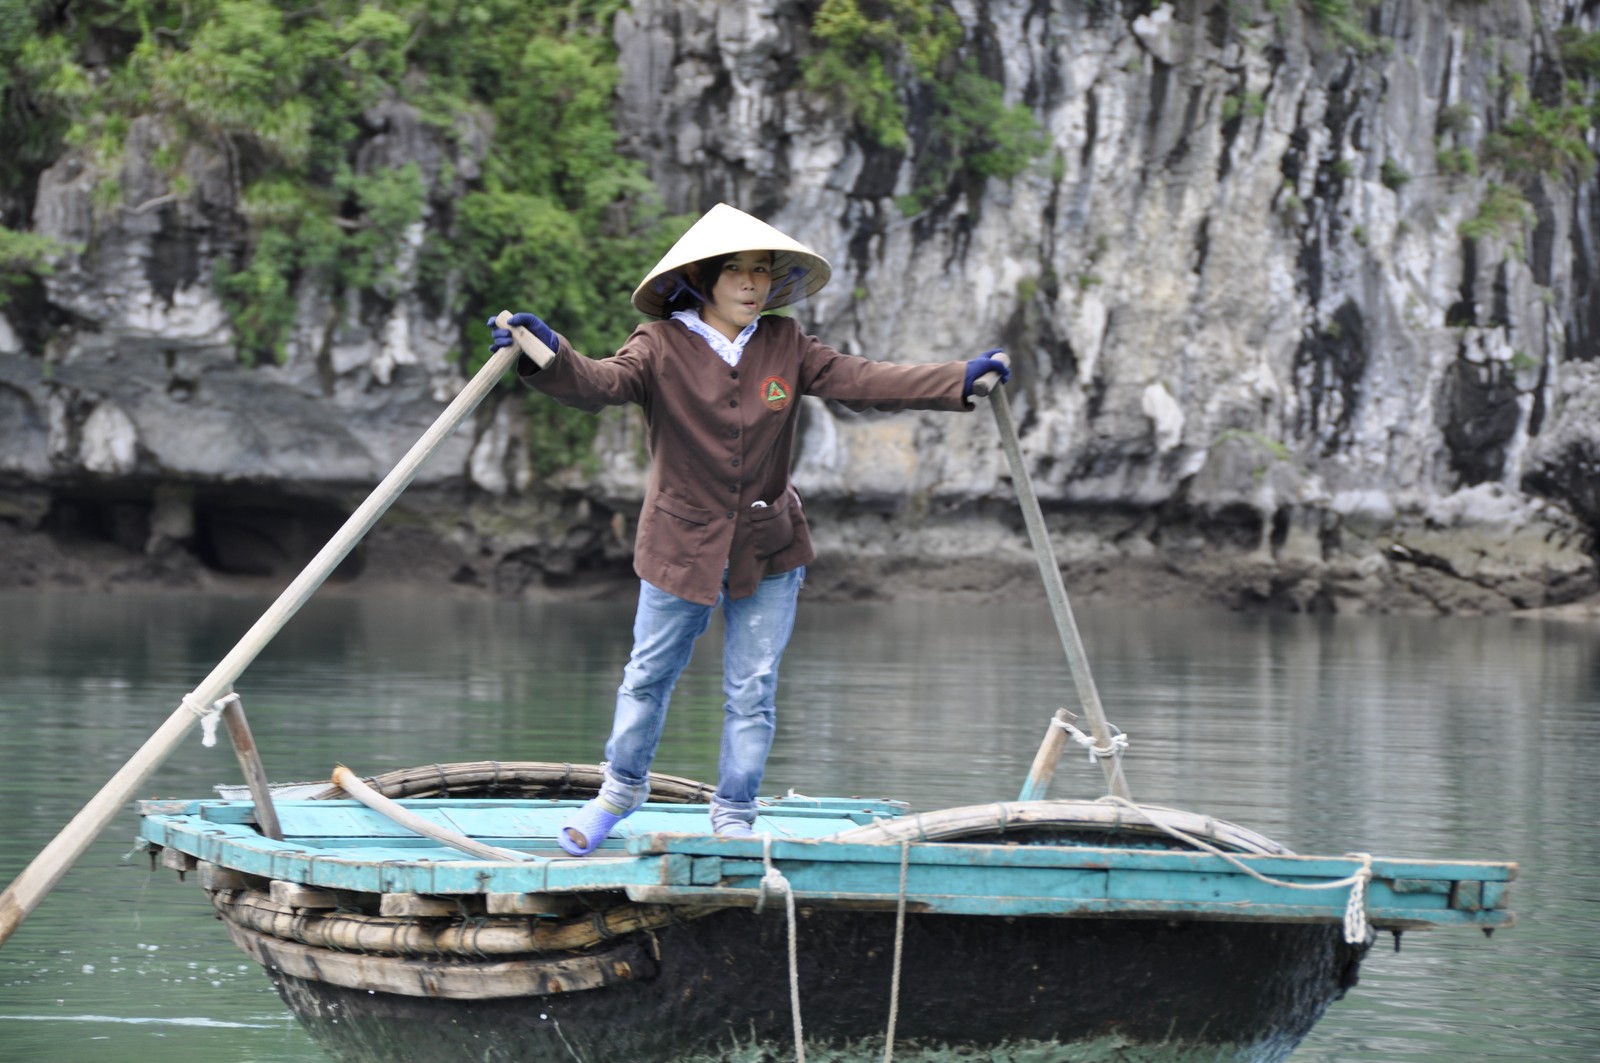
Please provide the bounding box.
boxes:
[5,519,1596,622]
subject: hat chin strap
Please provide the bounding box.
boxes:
[655,273,708,309]
[762,266,807,308]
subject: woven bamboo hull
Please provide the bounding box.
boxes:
[244,904,1366,1063]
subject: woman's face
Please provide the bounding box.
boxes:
[701,250,773,340]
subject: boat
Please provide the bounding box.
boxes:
[132,756,1515,1063]
[3,347,1516,1062]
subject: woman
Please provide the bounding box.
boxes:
[488,203,1008,855]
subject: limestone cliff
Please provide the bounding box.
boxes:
[2,0,1597,614]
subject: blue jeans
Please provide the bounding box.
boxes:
[600,566,805,821]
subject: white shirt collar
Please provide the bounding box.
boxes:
[671,308,759,367]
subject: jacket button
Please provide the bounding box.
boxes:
[731,370,739,379]
[729,399,738,408]
[731,458,741,467]
[729,484,738,493]
[726,511,735,519]
[730,428,740,438]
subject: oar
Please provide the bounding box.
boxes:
[0,319,528,949]
[971,356,1131,801]
[330,765,535,862]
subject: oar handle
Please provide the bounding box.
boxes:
[494,310,558,368]
[968,351,1011,399]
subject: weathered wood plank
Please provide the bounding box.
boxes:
[485,892,582,917]
[623,883,1515,928]
[138,799,203,816]
[690,857,723,886]
[141,815,673,895]
[270,880,339,910]
[631,834,1519,882]
[198,860,249,890]
[1481,879,1513,911]
[380,893,476,918]
[229,798,872,842]
[160,847,198,872]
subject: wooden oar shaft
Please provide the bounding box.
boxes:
[1018,708,1074,802]
[331,765,533,862]
[0,340,523,950]
[986,371,1131,800]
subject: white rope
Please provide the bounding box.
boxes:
[1055,716,1133,803]
[760,836,806,1063]
[1054,716,1129,761]
[882,840,910,1063]
[183,692,238,748]
[1342,854,1373,945]
[1096,796,1376,944]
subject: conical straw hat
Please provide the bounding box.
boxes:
[632,203,832,318]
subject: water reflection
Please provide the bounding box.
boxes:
[0,591,1594,1062]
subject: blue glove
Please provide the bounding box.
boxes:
[963,348,1011,398]
[486,312,558,356]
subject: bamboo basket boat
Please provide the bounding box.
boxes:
[137,759,1515,1063]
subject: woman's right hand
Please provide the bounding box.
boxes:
[486,311,558,357]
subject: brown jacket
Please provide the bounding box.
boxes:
[521,316,971,604]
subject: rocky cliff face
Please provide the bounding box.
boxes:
[2,0,1597,614]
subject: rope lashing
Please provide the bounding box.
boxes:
[1054,715,1129,762]
[183,691,239,748]
[759,835,806,1063]
[1053,714,1134,800]
[1096,796,1377,945]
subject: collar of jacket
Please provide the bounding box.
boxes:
[671,308,760,367]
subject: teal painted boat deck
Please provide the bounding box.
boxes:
[136,796,1515,931]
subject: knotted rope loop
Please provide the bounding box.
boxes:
[183,691,239,748]
[755,834,791,913]
[1054,716,1130,762]
[1343,852,1374,945]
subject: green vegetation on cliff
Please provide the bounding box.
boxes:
[0,226,55,305]
[2,0,697,471]
[803,0,1046,213]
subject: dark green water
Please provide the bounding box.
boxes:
[0,590,1594,1061]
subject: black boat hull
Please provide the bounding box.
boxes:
[256,905,1366,1063]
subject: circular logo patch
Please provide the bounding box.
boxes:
[761,376,793,411]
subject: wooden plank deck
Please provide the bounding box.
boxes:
[136,797,1516,931]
